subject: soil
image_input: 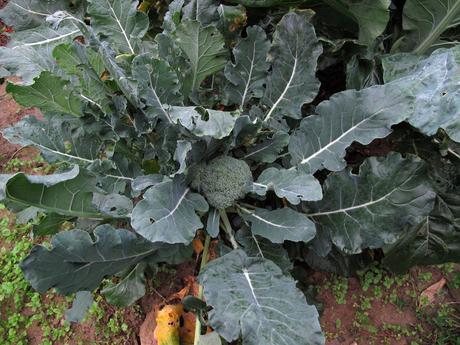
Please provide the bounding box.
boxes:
[0,80,41,168]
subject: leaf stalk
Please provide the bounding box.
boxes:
[193,234,211,345]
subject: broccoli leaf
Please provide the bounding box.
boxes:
[224,25,270,108]
[7,72,84,117]
[0,0,83,30]
[182,0,220,26]
[65,291,93,323]
[131,177,209,244]
[381,47,460,142]
[290,46,460,173]
[304,154,436,254]
[87,0,149,54]
[242,132,289,163]
[175,20,227,93]
[244,208,316,243]
[2,115,103,165]
[101,263,147,307]
[21,225,161,295]
[0,23,80,85]
[33,213,74,236]
[262,12,322,121]
[401,0,460,54]
[235,227,293,272]
[53,42,112,115]
[170,107,237,139]
[1,166,102,218]
[346,0,391,45]
[199,249,324,345]
[383,192,460,273]
[206,208,220,237]
[132,54,182,123]
[253,167,322,205]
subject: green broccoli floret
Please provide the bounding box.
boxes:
[191,156,253,209]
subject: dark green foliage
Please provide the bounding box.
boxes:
[0,0,460,343]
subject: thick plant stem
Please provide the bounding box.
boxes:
[219,209,239,249]
[193,235,211,345]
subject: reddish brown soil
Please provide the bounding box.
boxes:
[308,266,460,345]
[0,81,41,168]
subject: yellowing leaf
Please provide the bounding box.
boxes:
[154,305,183,345]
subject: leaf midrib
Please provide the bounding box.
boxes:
[414,0,460,55]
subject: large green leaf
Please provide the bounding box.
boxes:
[33,213,74,236]
[383,192,460,273]
[131,177,209,244]
[21,225,161,295]
[347,0,390,45]
[53,42,112,115]
[132,54,182,123]
[235,227,293,272]
[289,86,411,173]
[2,115,103,164]
[252,167,322,205]
[0,0,83,30]
[163,0,185,33]
[262,12,322,121]
[2,166,101,218]
[87,0,149,54]
[170,107,237,139]
[95,42,143,109]
[175,20,227,93]
[65,291,93,323]
[101,262,147,307]
[7,72,84,117]
[243,207,316,243]
[0,23,80,85]
[381,47,460,142]
[242,132,289,163]
[304,154,436,254]
[401,0,460,54]
[328,0,390,45]
[199,249,324,345]
[70,18,145,119]
[92,193,133,218]
[224,26,270,108]
[182,0,220,25]
[290,46,460,173]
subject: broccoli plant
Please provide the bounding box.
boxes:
[0,0,459,344]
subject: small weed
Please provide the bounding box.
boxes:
[0,201,132,344]
[451,272,460,289]
[418,271,433,282]
[335,318,341,330]
[331,276,348,305]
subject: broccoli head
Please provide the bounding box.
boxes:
[191,156,253,209]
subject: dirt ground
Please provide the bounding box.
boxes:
[0,81,42,167]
